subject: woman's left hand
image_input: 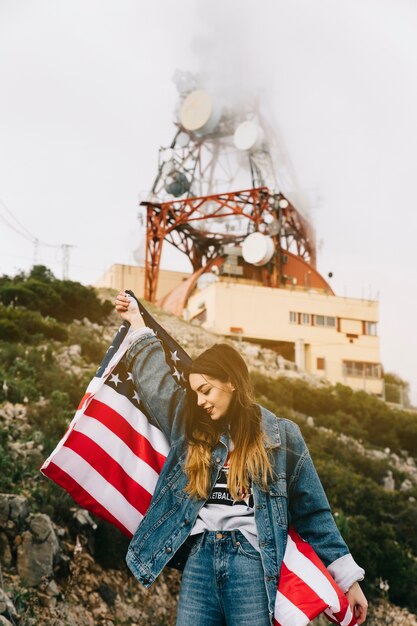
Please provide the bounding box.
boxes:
[346,581,368,624]
[114,292,145,329]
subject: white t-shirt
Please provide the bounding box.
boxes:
[190,445,259,550]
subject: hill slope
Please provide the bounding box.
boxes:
[0,266,416,625]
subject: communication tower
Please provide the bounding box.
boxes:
[140,71,332,315]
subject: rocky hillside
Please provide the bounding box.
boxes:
[1,267,417,625]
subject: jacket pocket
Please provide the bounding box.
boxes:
[269,476,288,528]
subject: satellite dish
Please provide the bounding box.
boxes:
[164,170,190,197]
[242,232,275,266]
[176,131,190,148]
[180,90,221,135]
[233,121,263,151]
[197,272,219,290]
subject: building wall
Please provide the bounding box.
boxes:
[96,264,191,302]
[96,264,383,395]
[186,281,382,394]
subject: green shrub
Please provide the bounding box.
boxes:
[252,373,417,457]
[0,431,25,493]
[0,265,112,324]
[0,305,68,344]
[27,391,74,455]
[66,323,108,363]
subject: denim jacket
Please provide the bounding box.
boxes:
[124,330,364,619]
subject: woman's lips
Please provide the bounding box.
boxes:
[205,406,214,415]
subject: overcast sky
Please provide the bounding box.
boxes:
[1,0,416,403]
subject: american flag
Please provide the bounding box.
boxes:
[41,293,357,626]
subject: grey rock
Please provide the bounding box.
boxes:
[0,498,8,526]
[45,579,60,597]
[0,531,12,567]
[400,478,413,492]
[72,508,98,530]
[0,588,17,619]
[0,494,29,526]
[241,344,260,358]
[17,515,59,586]
[68,344,82,358]
[0,617,13,625]
[29,513,56,543]
[383,470,395,492]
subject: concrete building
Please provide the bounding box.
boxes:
[96,263,382,396]
[185,278,382,395]
[96,263,191,302]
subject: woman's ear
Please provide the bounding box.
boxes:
[227,381,236,392]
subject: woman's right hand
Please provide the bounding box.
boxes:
[114,292,146,329]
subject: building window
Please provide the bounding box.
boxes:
[343,361,381,378]
[314,315,336,328]
[301,313,311,325]
[289,311,297,324]
[365,321,378,336]
[317,357,325,370]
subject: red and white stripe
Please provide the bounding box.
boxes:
[274,528,357,626]
[41,354,356,626]
[41,364,170,536]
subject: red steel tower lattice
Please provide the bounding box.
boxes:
[139,79,326,309]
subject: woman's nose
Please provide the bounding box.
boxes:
[196,394,205,406]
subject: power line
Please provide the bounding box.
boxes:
[0,196,60,247]
[0,196,37,241]
[0,195,74,277]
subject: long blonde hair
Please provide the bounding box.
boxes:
[184,343,272,500]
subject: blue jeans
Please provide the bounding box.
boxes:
[176,530,271,626]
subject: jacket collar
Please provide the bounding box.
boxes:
[218,405,281,450]
[260,405,281,448]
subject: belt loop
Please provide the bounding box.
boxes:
[231,530,237,547]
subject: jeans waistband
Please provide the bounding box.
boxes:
[190,530,246,548]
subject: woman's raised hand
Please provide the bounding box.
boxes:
[114,292,146,329]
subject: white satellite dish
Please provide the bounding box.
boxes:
[242,232,275,266]
[180,90,221,135]
[233,121,263,151]
[197,272,219,290]
[176,131,190,148]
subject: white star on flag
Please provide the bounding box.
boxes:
[172,367,181,381]
[127,372,134,381]
[110,373,121,387]
[170,350,180,364]
[132,391,140,403]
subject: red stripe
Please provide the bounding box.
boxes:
[77,392,93,411]
[84,398,166,473]
[289,534,348,611]
[42,461,133,537]
[285,529,352,623]
[326,605,357,626]
[288,529,330,570]
[288,529,343,588]
[63,430,152,515]
[278,561,328,619]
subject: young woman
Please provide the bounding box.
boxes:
[115,292,368,626]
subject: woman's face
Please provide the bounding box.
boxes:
[189,373,234,421]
